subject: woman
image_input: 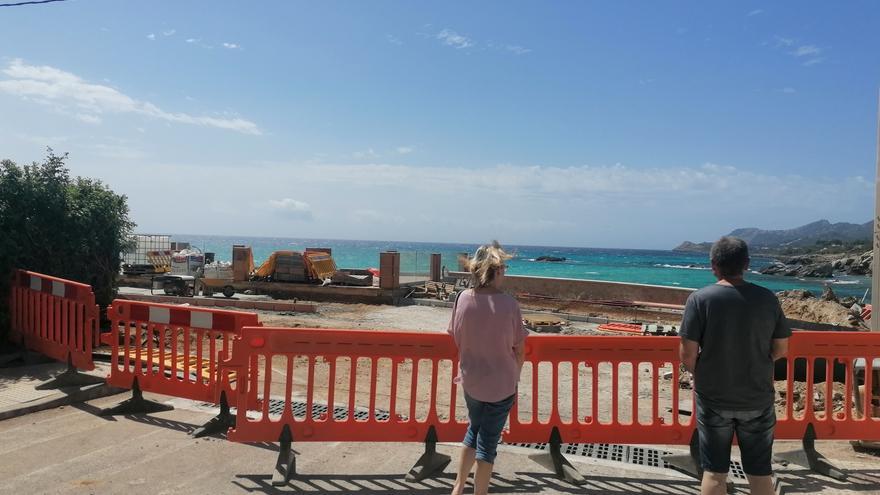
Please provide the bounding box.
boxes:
[447,241,528,495]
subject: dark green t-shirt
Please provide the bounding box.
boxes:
[679,282,792,411]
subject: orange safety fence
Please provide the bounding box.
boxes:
[9,269,99,371]
[595,322,644,334]
[775,331,880,440]
[223,326,880,485]
[100,299,261,423]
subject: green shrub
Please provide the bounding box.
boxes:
[0,150,134,344]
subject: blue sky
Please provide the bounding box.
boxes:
[1,1,878,249]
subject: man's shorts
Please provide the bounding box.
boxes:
[696,395,776,476]
[463,392,515,464]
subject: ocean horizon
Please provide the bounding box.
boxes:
[172,234,871,300]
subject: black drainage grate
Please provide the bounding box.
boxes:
[249,399,747,480]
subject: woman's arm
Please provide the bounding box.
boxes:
[514,343,525,372]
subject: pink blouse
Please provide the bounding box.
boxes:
[447,289,529,403]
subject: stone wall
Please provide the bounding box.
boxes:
[502,275,695,305]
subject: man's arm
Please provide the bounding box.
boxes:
[771,338,789,361]
[680,338,699,374]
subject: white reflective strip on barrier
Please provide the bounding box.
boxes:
[190,311,213,329]
[52,281,65,297]
[149,306,171,324]
[30,275,41,291]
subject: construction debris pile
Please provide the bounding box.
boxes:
[777,288,869,329]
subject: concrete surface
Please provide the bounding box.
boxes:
[0,393,700,495]
[0,389,878,494]
[0,360,121,421]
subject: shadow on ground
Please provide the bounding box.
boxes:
[232,471,703,494]
[776,468,880,494]
[229,466,880,494]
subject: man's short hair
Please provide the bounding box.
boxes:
[710,236,750,277]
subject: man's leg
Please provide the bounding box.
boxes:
[744,474,774,495]
[696,397,735,495]
[735,404,776,495]
[700,471,729,495]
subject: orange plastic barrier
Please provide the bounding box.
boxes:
[9,269,99,371]
[224,326,880,485]
[225,327,464,444]
[776,331,880,440]
[101,299,260,418]
[596,322,643,334]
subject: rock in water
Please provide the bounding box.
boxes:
[535,256,566,262]
[760,262,787,275]
[799,262,833,277]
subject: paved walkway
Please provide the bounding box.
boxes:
[0,362,879,494]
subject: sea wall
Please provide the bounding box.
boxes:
[502,274,695,305]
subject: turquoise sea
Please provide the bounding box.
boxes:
[174,234,871,300]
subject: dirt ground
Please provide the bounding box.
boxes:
[780,296,865,328]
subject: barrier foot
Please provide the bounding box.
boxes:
[546,426,585,485]
[35,355,105,390]
[272,424,296,486]
[192,391,235,438]
[777,423,847,481]
[665,430,702,480]
[99,378,173,416]
[405,425,451,482]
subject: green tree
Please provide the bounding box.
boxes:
[0,150,134,342]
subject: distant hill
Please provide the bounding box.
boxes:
[673,220,872,252]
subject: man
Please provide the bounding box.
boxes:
[679,236,791,495]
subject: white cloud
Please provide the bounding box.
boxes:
[351,208,404,225]
[352,148,378,159]
[748,9,764,16]
[268,198,313,220]
[186,38,198,43]
[83,142,145,160]
[112,159,872,248]
[780,87,796,94]
[792,45,821,57]
[222,42,240,50]
[504,45,532,55]
[774,36,795,47]
[13,133,69,145]
[772,38,827,66]
[261,162,867,205]
[395,146,414,155]
[0,59,261,135]
[75,113,101,124]
[386,34,403,45]
[437,29,473,49]
[146,33,156,41]
[162,29,176,37]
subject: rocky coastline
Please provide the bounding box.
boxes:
[759,251,873,278]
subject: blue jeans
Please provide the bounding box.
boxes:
[463,392,515,464]
[696,395,776,476]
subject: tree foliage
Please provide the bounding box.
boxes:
[0,150,134,339]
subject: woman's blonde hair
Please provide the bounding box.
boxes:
[464,240,513,288]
